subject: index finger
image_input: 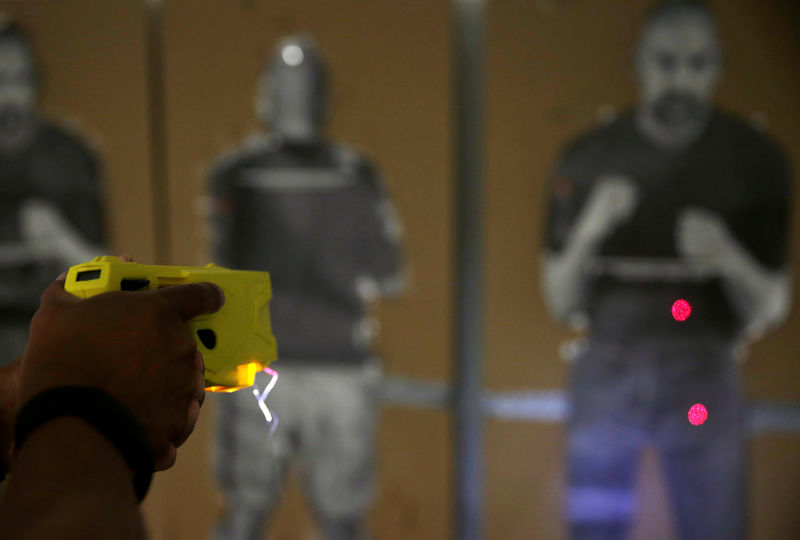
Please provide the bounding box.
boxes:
[151,282,225,320]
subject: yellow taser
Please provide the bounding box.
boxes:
[64,255,277,393]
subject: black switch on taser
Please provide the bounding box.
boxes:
[197,329,217,350]
[120,279,151,291]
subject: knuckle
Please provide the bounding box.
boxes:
[178,330,197,355]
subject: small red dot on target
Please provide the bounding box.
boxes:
[688,403,708,426]
[672,299,692,321]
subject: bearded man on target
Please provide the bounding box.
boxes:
[541,1,791,539]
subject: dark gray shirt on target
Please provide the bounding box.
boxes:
[210,137,404,365]
[544,109,791,341]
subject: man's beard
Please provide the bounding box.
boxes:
[651,91,707,131]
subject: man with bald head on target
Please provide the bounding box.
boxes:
[209,35,405,540]
[541,1,791,538]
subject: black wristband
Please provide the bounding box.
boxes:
[14,386,154,501]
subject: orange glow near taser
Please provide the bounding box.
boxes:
[206,385,241,393]
[206,361,266,393]
[237,361,263,387]
[672,299,692,321]
[688,403,708,426]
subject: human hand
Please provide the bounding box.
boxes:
[576,175,638,244]
[676,208,735,271]
[0,256,140,476]
[18,262,224,471]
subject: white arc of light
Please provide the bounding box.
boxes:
[252,367,279,434]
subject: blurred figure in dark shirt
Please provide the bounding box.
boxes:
[210,35,405,540]
[541,1,791,539]
[0,20,104,367]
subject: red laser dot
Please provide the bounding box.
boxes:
[688,403,708,426]
[672,299,692,321]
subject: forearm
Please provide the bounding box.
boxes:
[719,239,790,339]
[0,417,146,540]
[20,199,102,267]
[542,233,599,324]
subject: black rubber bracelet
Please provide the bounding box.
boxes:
[14,386,154,501]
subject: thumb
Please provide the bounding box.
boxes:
[39,272,82,306]
[149,282,225,321]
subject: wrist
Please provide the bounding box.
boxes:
[1,417,143,539]
[14,386,154,501]
[13,416,132,485]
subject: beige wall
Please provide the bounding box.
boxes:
[2,0,799,538]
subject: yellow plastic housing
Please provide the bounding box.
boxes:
[65,256,277,392]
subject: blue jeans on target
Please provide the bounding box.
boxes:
[566,338,746,540]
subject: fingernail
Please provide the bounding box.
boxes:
[213,284,225,308]
[56,272,67,281]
